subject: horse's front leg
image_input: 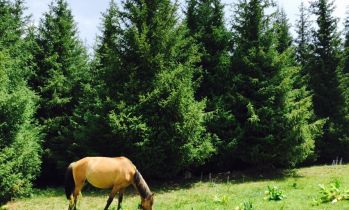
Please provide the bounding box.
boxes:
[104,186,120,210]
[117,188,125,210]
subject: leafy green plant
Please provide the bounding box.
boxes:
[292,182,298,189]
[317,181,349,203]
[213,194,229,205]
[235,201,255,210]
[264,186,286,201]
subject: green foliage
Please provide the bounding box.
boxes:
[230,0,322,168]
[309,0,348,161]
[0,52,41,203]
[264,186,286,201]
[70,0,120,164]
[336,10,349,154]
[185,0,239,170]
[231,0,276,167]
[186,0,231,100]
[274,8,293,54]
[279,63,325,166]
[295,2,312,67]
[89,0,214,178]
[0,1,41,202]
[1,0,349,189]
[316,181,349,204]
[30,0,89,182]
[94,0,122,99]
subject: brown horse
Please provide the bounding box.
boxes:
[65,156,154,210]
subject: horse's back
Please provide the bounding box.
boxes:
[73,156,136,189]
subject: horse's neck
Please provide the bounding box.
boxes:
[133,170,151,199]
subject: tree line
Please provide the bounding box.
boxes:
[1,0,349,203]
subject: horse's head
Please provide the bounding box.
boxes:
[139,193,154,210]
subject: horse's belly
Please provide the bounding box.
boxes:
[86,171,115,189]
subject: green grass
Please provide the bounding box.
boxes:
[3,164,349,210]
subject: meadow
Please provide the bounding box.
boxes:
[2,164,349,210]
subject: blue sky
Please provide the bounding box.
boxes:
[24,0,348,50]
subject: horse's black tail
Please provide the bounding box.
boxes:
[65,164,75,200]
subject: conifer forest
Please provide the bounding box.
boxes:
[1,0,349,204]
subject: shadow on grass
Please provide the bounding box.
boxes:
[147,167,305,194]
[34,168,304,199]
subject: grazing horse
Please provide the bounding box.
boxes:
[65,156,154,210]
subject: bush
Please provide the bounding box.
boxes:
[264,186,286,201]
[316,181,349,204]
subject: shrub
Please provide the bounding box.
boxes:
[264,186,286,201]
[317,181,349,204]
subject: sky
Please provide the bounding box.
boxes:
[24,0,348,50]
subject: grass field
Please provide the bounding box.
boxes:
[3,164,349,210]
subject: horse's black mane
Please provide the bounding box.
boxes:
[134,169,152,199]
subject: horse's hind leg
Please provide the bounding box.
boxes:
[104,186,120,210]
[68,195,75,210]
[117,188,125,210]
[68,188,81,210]
[72,180,84,210]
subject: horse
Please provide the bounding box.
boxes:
[65,156,154,210]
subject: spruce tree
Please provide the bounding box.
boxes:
[342,9,349,74]
[72,0,123,158]
[31,0,89,183]
[344,9,349,52]
[336,9,349,154]
[103,0,214,178]
[0,0,41,202]
[185,0,239,169]
[230,0,322,168]
[295,2,312,67]
[310,0,347,161]
[186,0,231,99]
[274,8,293,54]
[341,11,349,76]
[343,9,349,121]
[94,0,123,99]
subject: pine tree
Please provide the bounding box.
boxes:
[31,0,89,183]
[95,0,123,99]
[230,0,322,168]
[343,9,349,121]
[103,0,214,178]
[310,0,347,161]
[295,2,312,67]
[71,0,123,158]
[185,0,239,169]
[274,8,293,54]
[0,0,41,202]
[186,0,231,99]
[343,9,349,74]
[336,9,349,154]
